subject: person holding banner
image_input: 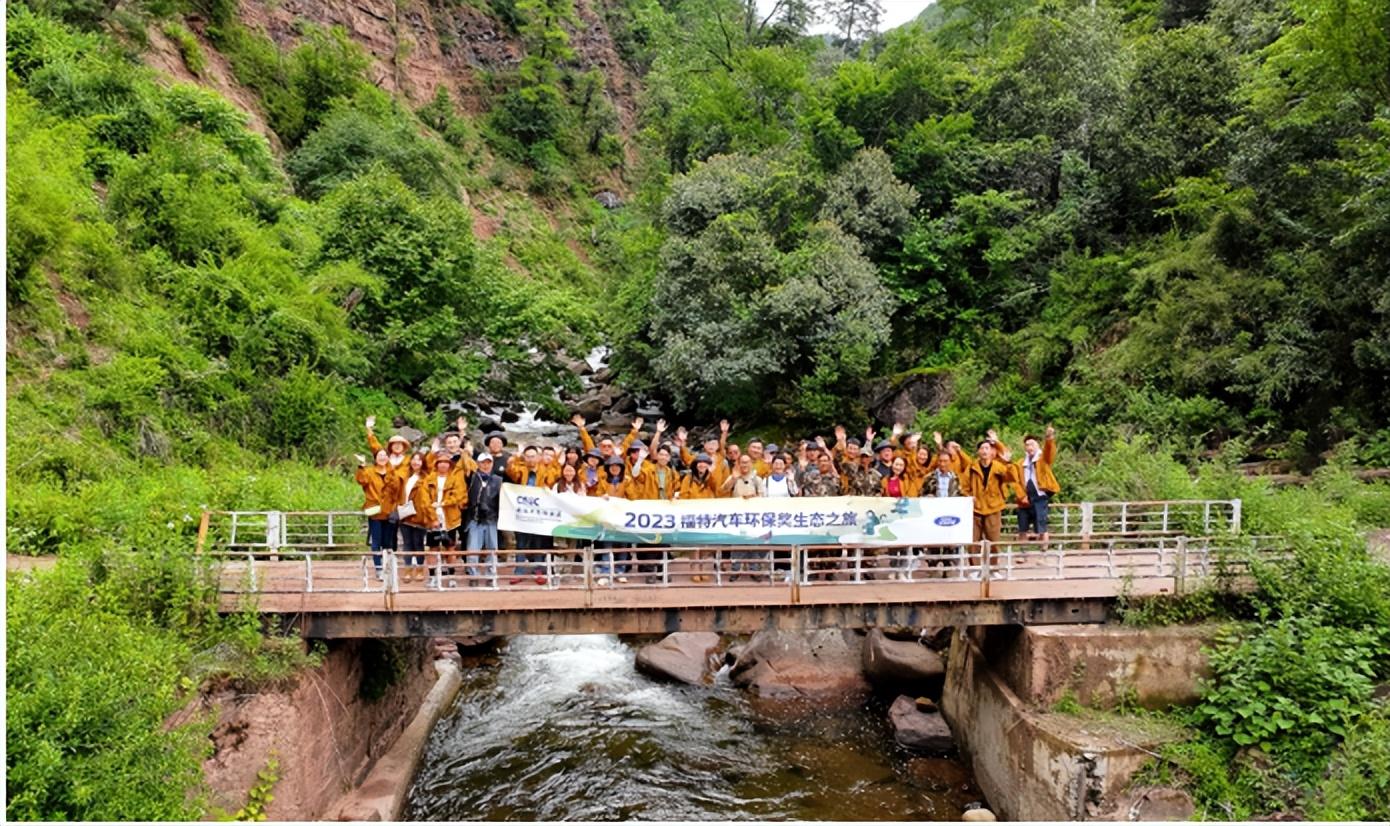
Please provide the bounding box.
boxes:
[596,456,632,584]
[677,452,720,582]
[506,446,552,585]
[355,449,401,581]
[627,442,677,583]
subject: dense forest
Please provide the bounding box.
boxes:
[5,0,1390,820]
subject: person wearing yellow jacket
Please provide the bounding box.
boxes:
[355,448,401,582]
[626,444,679,583]
[365,415,412,472]
[678,423,730,491]
[958,431,1021,576]
[571,413,639,463]
[395,450,433,584]
[505,445,554,583]
[677,451,720,582]
[1014,425,1060,543]
[414,454,469,587]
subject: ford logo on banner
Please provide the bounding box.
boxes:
[934,516,961,527]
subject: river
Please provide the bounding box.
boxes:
[403,635,984,821]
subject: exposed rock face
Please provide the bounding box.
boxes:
[864,371,953,429]
[223,0,639,142]
[889,694,955,752]
[862,629,946,689]
[635,632,721,685]
[729,629,870,707]
[192,639,436,820]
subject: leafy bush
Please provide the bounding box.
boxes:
[287,103,455,198]
[6,561,212,821]
[1194,615,1385,778]
[1312,701,1390,820]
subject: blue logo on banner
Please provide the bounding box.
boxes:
[934,516,961,527]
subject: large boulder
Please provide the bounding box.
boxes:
[729,630,870,707]
[635,632,722,685]
[864,370,953,428]
[862,629,946,689]
[889,694,955,752]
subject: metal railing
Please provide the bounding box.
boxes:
[194,498,1243,560]
[206,534,1288,601]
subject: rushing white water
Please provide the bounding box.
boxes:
[403,635,982,821]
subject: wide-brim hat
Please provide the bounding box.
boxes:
[387,434,411,447]
[766,443,780,454]
[694,453,712,465]
[586,449,603,460]
[628,440,647,452]
[606,456,625,467]
[483,432,507,447]
[476,452,494,464]
[875,441,894,452]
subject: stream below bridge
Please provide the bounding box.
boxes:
[402,635,984,821]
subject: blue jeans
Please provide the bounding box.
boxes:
[466,522,499,579]
[367,519,396,573]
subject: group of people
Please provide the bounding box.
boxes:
[354,412,1060,587]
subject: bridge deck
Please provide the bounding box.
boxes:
[211,535,1279,637]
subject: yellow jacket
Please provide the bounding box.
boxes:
[680,470,720,500]
[355,466,400,520]
[680,445,731,490]
[396,472,430,528]
[1015,436,1060,495]
[628,461,681,500]
[413,470,468,531]
[960,456,1021,515]
[506,456,560,488]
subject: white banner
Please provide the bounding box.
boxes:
[499,484,974,545]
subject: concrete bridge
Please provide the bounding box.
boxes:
[200,500,1278,638]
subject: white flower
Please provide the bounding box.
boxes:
[167,521,176,529]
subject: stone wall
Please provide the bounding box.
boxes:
[194,638,437,820]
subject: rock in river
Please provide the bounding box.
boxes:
[729,629,870,708]
[862,629,946,689]
[635,632,722,685]
[889,694,954,752]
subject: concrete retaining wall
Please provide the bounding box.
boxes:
[942,627,1193,820]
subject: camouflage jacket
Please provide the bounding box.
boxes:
[839,462,882,497]
[800,468,843,497]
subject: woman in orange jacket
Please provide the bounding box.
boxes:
[355,448,401,582]
[413,454,469,587]
[365,415,412,472]
[395,450,432,584]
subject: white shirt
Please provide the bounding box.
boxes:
[765,475,792,498]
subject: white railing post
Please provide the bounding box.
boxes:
[389,551,399,594]
[1230,499,1242,534]
[305,552,313,593]
[1174,536,1188,596]
[1080,502,1095,537]
[1162,503,1171,533]
[246,551,258,592]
